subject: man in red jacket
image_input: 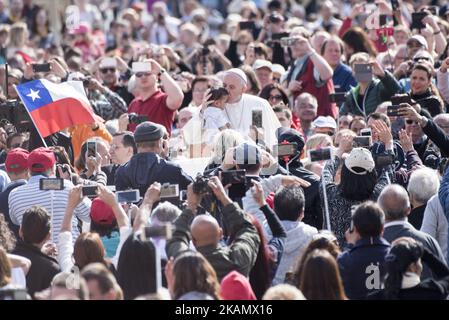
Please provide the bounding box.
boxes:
[282,27,338,119]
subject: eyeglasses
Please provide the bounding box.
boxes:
[413,57,431,62]
[406,119,419,125]
[100,68,116,74]
[269,94,283,101]
[135,72,152,78]
[325,131,334,136]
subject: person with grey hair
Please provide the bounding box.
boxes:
[421,194,448,263]
[378,184,446,278]
[407,168,441,230]
[433,113,449,135]
[293,93,318,139]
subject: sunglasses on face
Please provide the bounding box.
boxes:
[406,119,419,125]
[413,57,430,62]
[100,68,116,74]
[135,72,152,78]
[269,94,283,101]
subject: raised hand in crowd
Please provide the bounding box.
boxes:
[398,103,425,126]
[251,180,267,208]
[370,60,386,79]
[186,182,203,212]
[398,129,414,153]
[141,182,162,208]
[336,134,353,158]
[440,58,449,73]
[97,185,129,228]
[207,176,233,206]
[281,175,311,188]
[85,152,103,178]
[371,120,393,148]
[49,59,68,79]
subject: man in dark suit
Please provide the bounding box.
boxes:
[115,121,192,196]
[378,184,446,277]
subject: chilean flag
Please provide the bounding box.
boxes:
[15,79,97,137]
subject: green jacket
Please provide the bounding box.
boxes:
[340,71,401,117]
[165,203,260,281]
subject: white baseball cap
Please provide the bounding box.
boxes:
[344,147,375,175]
[253,59,273,71]
[312,116,337,130]
[407,35,428,50]
[271,64,286,76]
[99,57,117,69]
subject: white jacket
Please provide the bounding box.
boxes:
[242,174,318,285]
[421,194,448,262]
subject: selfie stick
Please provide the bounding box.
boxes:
[321,179,331,230]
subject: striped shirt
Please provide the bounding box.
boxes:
[8,175,91,243]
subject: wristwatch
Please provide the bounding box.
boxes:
[158,69,166,77]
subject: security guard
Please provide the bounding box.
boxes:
[115,121,192,195]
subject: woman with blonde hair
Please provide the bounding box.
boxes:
[204,129,245,173]
[7,22,34,61]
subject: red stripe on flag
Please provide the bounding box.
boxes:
[29,98,96,137]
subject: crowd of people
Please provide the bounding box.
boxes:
[2,0,449,301]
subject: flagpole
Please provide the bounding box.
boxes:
[13,84,48,148]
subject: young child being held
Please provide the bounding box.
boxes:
[202,87,231,131]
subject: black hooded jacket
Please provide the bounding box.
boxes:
[115,152,192,195]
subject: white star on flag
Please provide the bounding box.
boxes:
[27,89,41,102]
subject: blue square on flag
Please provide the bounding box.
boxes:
[16,80,54,112]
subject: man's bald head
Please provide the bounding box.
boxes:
[378,184,411,221]
[191,215,222,247]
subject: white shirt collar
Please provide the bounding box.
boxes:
[384,219,412,229]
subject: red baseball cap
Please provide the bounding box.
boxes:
[28,147,56,173]
[5,148,29,173]
[90,198,116,226]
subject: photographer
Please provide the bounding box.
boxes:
[398,104,449,161]
[74,139,110,186]
[187,44,232,76]
[165,176,260,281]
[146,2,179,46]
[256,12,289,68]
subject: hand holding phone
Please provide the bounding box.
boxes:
[354,64,373,83]
[33,63,51,73]
[275,143,298,157]
[82,185,99,198]
[411,12,428,30]
[39,178,64,191]
[160,184,180,198]
[239,21,256,30]
[116,190,140,204]
[86,141,97,158]
[308,147,333,162]
[221,170,246,186]
[352,136,372,148]
[387,105,401,117]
